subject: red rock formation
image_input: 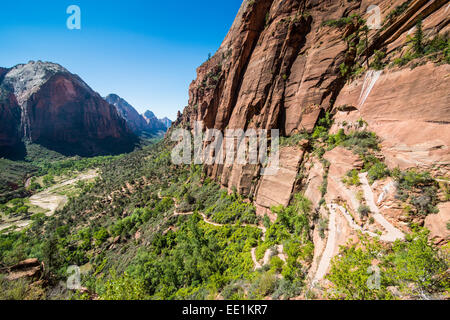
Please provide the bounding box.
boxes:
[0,61,138,157]
[175,0,449,218]
[4,258,43,281]
[0,92,22,155]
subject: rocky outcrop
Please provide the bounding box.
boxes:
[0,61,138,157]
[332,63,450,171]
[425,202,450,245]
[2,258,43,281]
[255,146,304,219]
[174,0,449,217]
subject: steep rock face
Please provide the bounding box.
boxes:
[174,0,366,209]
[105,94,149,134]
[0,61,137,156]
[0,91,22,157]
[255,146,304,220]
[159,117,173,129]
[105,94,172,136]
[332,63,450,171]
[174,0,449,215]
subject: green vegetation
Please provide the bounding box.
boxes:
[0,143,123,204]
[382,0,412,29]
[0,275,44,300]
[0,140,315,300]
[205,191,258,225]
[200,65,222,90]
[327,229,449,299]
[279,132,309,147]
[0,198,29,217]
[393,169,439,216]
[0,159,36,203]
[392,21,450,67]
[357,205,371,218]
[327,129,380,154]
[321,14,364,29]
[370,50,387,70]
[342,169,361,186]
[367,161,390,184]
[0,129,446,301]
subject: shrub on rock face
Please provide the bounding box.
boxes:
[358,205,371,218]
[367,162,390,183]
[393,170,439,216]
[343,169,361,186]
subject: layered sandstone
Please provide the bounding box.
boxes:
[174,0,449,217]
[0,61,138,156]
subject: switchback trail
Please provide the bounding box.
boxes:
[311,174,405,286]
[159,191,272,270]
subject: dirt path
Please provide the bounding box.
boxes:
[312,203,337,286]
[0,220,32,232]
[1,170,99,233]
[359,173,404,242]
[311,175,405,286]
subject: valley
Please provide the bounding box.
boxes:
[0,0,449,301]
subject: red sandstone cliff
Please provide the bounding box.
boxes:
[0,61,138,157]
[174,0,449,205]
[173,0,450,263]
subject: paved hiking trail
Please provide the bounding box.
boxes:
[311,174,405,286]
[312,204,337,285]
[160,191,271,270]
[359,173,404,242]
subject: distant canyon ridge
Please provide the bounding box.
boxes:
[0,61,171,158]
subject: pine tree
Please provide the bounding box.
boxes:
[412,18,424,55]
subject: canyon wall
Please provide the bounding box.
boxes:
[0,61,138,157]
[174,0,449,216]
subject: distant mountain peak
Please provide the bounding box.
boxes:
[0,62,137,158]
[144,110,156,119]
[105,94,171,136]
[3,61,71,106]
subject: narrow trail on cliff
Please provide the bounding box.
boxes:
[311,174,404,286]
[158,191,272,270]
[312,203,337,286]
[359,172,405,242]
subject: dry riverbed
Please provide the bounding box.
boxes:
[0,169,99,233]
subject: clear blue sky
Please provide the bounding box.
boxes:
[0,0,243,120]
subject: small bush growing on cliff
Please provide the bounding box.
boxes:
[393,170,439,216]
[322,14,364,29]
[279,132,310,147]
[383,0,412,29]
[370,50,387,70]
[327,229,449,300]
[358,205,371,218]
[412,18,424,55]
[367,161,390,184]
[343,169,361,186]
[393,22,450,67]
